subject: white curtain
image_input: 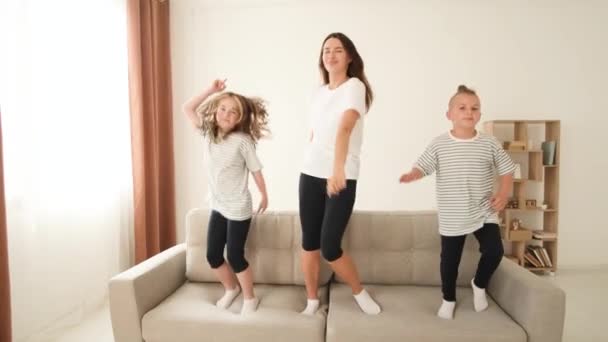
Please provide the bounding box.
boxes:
[0,0,133,340]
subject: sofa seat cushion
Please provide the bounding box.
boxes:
[327,284,526,342]
[142,282,328,342]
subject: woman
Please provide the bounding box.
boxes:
[299,32,380,315]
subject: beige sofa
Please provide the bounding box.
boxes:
[109,210,565,342]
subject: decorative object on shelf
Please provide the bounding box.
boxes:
[542,140,556,165]
[513,163,522,179]
[525,199,537,209]
[511,219,521,230]
[540,202,548,210]
[506,198,519,209]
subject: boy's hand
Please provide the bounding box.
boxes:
[208,79,227,93]
[257,195,268,214]
[327,168,346,197]
[399,168,423,183]
[490,193,508,211]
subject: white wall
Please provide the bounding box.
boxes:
[171,0,608,267]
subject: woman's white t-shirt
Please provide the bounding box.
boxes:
[302,77,367,180]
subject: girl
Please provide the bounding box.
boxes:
[183,79,269,314]
[299,33,381,315]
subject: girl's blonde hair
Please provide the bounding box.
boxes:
[195,91,269,143]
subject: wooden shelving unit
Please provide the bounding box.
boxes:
[484,120,560,274]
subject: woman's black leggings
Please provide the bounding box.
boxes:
[298,173,357,262]
[206,210,251,273]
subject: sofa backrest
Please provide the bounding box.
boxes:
[337,211,482,286]
[185,209,333,286]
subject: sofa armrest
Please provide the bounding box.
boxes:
[488,259,565,342]
[109,244,187,342]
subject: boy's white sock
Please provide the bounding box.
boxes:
[437,299,456,320]
[216,285,240,309]
[353,289,381,315]
[241,297,259,315]
[301,298,320,315]
[471,278,489,312]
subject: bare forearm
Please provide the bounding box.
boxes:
[182,89,214,127]
[399,167,424,183]
[252,170,267,198]
[497,173,513,196]
[333,128,350,173]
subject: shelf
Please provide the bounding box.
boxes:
[532,236,558,241]
[525,266,555,272]
[486,120,560,124]
[485,119,560,273]
[506,149,542,153]
[505,208,557,212]
[513,178,541,183]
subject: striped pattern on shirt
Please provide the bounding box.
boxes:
[415,131,515,236]
[206,132,262,221]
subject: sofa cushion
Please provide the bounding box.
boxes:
[339,211,483,286]
[186,209,333,285]
[326,284,526,342]
[142,282,328,342]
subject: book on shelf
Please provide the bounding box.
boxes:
[539,247,553,267]
[528,246,545,267]
[524,252,542,268]
[525,246,553,268]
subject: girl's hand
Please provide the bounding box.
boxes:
[399,168,423,183]
[327,168,346,197]
[208,79,226,93]
[257,195,268,214]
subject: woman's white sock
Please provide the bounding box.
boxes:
[353,289,381,315]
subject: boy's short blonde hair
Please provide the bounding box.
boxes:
[449,85,478,108]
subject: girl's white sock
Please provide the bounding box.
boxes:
[216,285,240,309]
[241,297,259,314]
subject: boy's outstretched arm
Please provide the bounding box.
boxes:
[491,173,513,211]
[399,168,424,183]
[252,170,268,214]
[400,141,438,184]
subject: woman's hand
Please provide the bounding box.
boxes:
[327,168,346,197]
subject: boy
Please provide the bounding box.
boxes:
[399,85,515,319]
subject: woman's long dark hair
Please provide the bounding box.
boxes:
[318,32,373,110]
